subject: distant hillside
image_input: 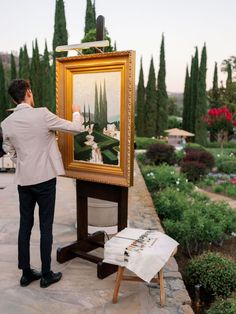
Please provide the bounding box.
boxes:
[0,52,19,69]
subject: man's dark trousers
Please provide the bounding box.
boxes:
[17,178,56,275]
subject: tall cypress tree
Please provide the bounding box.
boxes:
[94,82,99,124]
[52,0,68,111]
[53,0,68,59]
[195,44,207,145]
[103,80,108,125]
[84,0,96,36]
[156,34,168,136]
[211,62,220,107]
[136,58,145,136]
[19,45,30,81]
[41,41,53,111]
[18,47,23,78]
[10,53,17,80]
[0,57,7,121]
[30,40,42,107]
[144,57,156,137]
[189,47,199,134]
[182,66,191,131]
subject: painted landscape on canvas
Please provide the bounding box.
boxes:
[73,71,121,166]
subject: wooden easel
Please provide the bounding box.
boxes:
[57,179,128,278]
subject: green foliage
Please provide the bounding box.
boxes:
[0,57,7,122]
[52,0,68,59]
[10,53,17,80]
[84,0,96,36]
[153,188,189,220]
[19,45,30,80]
[207,298,236,314]
[146,143,176,166]
[81,28,114,54]
[185,252,236,298]
[135,137,163,149]
[185,142,205,151]
[195,44,207,145]
[189,48,199,133]
[141,164,193,193]
[156,34,168,135]
[41,42,53,112]
[213,185,225,194]
[30,40,42,107]
[217,160,236,174]
[136,59,146,136]
[175,149,185,165]
[145,57,156,137]
[182,66,191,131]
[164,199,236,256]
[167,116,182,129]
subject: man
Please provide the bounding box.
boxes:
[0,127,6,158]
[1,79,83,288]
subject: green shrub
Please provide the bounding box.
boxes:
[225,184,236,198]
[135,137,165,149]
[185,252,236,298]
[175,149,185,165]
[185,143,205,151]
[213,185,225,194]
[152,188,189,220]
[163,199,236,256]
[141,164,193,193]
[207,298,236,314]
[205,142,236,149]
[218,160,236,174]
[146,143,176,165]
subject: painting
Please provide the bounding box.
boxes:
[56,51,135,187]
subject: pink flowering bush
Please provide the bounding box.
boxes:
[204,106,236,152]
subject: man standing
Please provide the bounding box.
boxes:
[1,79,83,288]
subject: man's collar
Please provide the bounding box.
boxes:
[14,103,33,111]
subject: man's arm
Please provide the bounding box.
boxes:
[1,124,17,163]
[44,107,84,133]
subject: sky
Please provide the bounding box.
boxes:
[0,0,235,92]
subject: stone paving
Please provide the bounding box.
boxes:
[0,161,193,314]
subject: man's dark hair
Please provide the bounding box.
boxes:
[8,79,31,104]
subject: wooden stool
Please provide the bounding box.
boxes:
[112,266,165,306]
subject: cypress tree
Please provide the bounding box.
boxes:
[19,45,30,80]
[189,47,199,134]
[136,58,145,136]
[211,62,220,107]
[156,34,168,136]
[103,80,108,125]
[30,40,42,107]
[52,0,68,112]
[195,44,207,145]
[53,0,68,59]
[41,41,53,111]
[0,57,7,121]
[10,53,17,80]
[18,47,23,78]
[94,82,99,124]
[144,57,156,137]
[84,0,96,36]
[182,66,191,131]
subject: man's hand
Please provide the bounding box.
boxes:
[72,104,81,113]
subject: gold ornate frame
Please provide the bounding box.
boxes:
[56,51,135,187]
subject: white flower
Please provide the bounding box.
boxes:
[186,179,188,182]
[176,181,180,185]
[217,154,220,157]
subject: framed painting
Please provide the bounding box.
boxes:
[56,51,135,187]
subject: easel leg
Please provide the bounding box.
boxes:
[112,266,125,304]
[158,268,165,306]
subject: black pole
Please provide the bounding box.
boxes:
[96,15,105,51]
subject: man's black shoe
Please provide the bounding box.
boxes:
[20,269,42,287]
[40,271,62,288]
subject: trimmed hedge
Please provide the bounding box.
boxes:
[185,252,236,298]
[135,137,166,149]
[217,160,236,174]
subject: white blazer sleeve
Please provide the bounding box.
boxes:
[44,108,84,133]
[1,123,17,164]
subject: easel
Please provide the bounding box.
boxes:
[56,16,129,279]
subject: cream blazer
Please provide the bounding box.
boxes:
[1,103,83,186]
